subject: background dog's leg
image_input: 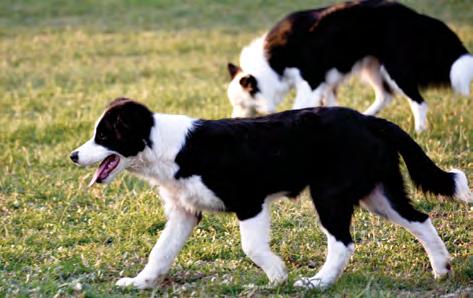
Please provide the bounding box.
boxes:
[292,79,320,109]
[381,64,428,132]
[239,203,288,285]
[407,98,428,133]
[363,67,393,116]
[116,208,199,289]
[361,185,451,279]
[322,87,338,107]
[294,191,355,289]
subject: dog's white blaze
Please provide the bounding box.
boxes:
[239,203,288,284]
[294,228,354,289]
[73,110,120,168]
[116,207,199,289]
[360,185,451,278]
[73,140,111,166]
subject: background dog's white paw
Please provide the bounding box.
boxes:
[115,276,155,289]
[293,277,329,289]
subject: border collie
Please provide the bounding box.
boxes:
[227,0,473,132]
[70,98,472,289]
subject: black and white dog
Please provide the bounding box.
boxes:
[227,0,473,131]
[70,98,472,289]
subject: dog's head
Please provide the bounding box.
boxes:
[226,63,277,118]
[70,98,154,186]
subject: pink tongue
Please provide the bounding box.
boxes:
[88,169,102,187]
[88,155,119,187]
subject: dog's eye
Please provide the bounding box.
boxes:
[97,132,107,141]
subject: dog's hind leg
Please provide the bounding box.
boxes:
[361,184,451,279]
[238,203,288,285]
[381,65,428,132]
[405,93,428,133]
[362,63,393,116]
[294,190,355,289]
[116,206,200,289]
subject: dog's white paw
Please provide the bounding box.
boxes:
[116,277,135,287]
[415,124,427,133]
[266,261,288,285]
[293,277,330,289]
[433,262,452,281]
[115,276,156,289]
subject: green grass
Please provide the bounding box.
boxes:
[1,0,472,296]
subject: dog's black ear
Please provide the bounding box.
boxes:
[239,75,259,96]
[115,101,153,136]
[108,97,131,108]
[227,63,241,79]
[96,100,155,156]
[114,114,131,140]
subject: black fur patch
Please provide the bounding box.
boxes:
[239,75,259,96]
[227,63,241,79]
[265,0,468,103]
[174,107,456,244]
[94,98,154,157]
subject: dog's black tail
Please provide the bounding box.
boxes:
[368,116,472,202]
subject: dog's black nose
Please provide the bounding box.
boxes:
[70,151,79,163]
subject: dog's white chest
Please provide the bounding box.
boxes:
[159,175,225,214]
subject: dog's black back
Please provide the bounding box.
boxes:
[175,108,456,230]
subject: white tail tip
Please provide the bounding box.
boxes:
[450,54,473,96]
[450,169,473,203]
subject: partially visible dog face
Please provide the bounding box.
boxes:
[70,98,154,186]
[227,63,274,118]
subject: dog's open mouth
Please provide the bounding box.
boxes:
[88,154,120,187]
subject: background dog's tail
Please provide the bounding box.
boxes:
[450,54,473,96]
[369,117,472,203]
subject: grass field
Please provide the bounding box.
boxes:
[1,0,472,297]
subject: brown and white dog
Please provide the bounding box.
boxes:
[227,0,473,131]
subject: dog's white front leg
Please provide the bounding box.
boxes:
[321,87,338,107]
[239,203,287,285]
[292,80,320,109]
[116,208,199,289]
